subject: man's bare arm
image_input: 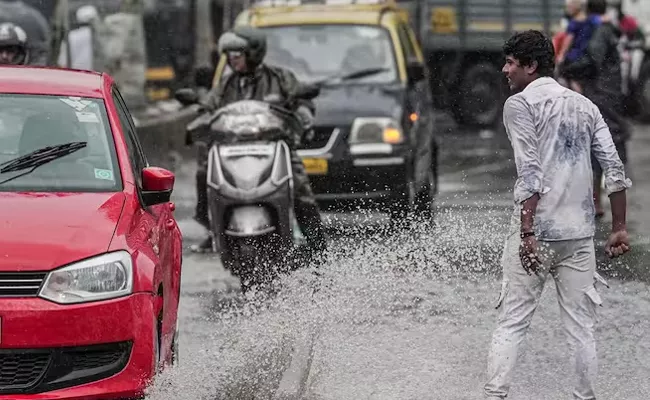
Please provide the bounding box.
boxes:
[609,190,627,232]
[521,193,541,233]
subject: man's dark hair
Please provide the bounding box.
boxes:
[503,30,555,77]
[587,0,607,15]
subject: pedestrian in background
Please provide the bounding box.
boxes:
[562,0,630,217]
[484,29,632,400]
[57,5,102,71]
[553,14,571,88]
[556,0,601,94]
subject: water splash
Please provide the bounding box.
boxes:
[146,205,650,400]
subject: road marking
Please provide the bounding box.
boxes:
[274,330,317,400]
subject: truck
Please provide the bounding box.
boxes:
[400,0,650,125]
[391,0,566,128]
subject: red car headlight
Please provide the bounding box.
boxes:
[39,251,134,304]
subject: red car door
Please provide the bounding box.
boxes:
[111,88,180,361]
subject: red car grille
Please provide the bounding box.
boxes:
[0,353,50,390]
[0,342,132,395]
[0,272,46,297]
[65,346,126,370]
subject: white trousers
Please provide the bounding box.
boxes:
[484,229,605,399]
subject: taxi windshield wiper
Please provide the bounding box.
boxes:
[316,67,389,85]
[339,67,389,81]
[0,141,87,185]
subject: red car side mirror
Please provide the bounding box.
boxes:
[141,167,175,206]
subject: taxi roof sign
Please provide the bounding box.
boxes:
[254,0,394,6]
[247,0,408,25]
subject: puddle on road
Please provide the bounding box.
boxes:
[146,207,650,400]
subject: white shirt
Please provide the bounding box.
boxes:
[503,77,632,241]
[57,26,94,70]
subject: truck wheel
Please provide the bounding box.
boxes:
[634,61,650,123]
[454,62,505,128]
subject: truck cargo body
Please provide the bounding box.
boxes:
[394,0,565,127]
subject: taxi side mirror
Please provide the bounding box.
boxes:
[406,59,425,84]
[174,88,199,106]
[194,65,215,89]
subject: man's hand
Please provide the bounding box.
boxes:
[519,236,541,275]
[607,190,629,258]
[605,230,631,258]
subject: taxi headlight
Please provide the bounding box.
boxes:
[348,117,404,144]
[39,251,133,304]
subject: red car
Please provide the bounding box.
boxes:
[0,66,182,399]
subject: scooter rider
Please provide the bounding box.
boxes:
[0,22,29,65]
[190,26,327,259]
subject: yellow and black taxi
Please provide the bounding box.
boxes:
[212,0,438,221]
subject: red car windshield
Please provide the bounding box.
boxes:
[0,94,121,192]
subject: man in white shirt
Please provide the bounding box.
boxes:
[58,6,94,70]
[484,30,632,400]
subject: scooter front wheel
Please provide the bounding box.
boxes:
[231,234,283,294]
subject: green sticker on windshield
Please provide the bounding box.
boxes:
[94,168,114,180]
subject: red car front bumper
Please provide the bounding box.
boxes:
[0,292,157,399]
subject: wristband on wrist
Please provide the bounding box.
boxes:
[520,231,535,239]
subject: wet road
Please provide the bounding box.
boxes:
[146,117,650,400]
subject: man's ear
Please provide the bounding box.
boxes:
[525,60,539,76]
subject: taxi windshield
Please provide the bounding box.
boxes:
[258,24,398,84]
[0,94,121,192]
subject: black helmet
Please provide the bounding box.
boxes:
[217,26,267,69]
[0,22,28,65]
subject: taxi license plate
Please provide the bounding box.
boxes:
[302,158,328,175]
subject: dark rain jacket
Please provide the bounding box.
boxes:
[206,64,314,112]
[188,64,315,148]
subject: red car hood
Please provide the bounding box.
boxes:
[0,192,126,271]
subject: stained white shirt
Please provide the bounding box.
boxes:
[503,77,632,241]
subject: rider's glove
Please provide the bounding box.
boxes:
[304,128,315,142]
[296,104,315,145]
[296,104,314,132]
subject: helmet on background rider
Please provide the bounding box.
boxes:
[0,22,28,65]
[217,26,267,73]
